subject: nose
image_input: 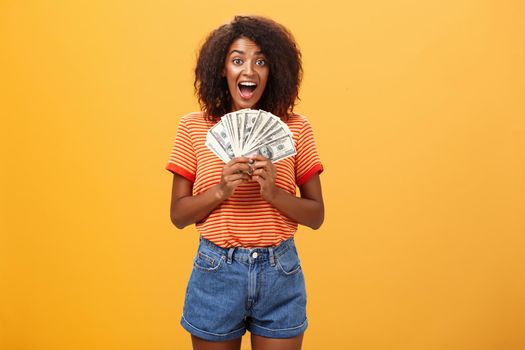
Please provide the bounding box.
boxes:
[243,61,256,76]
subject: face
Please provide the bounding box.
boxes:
[223,37,269,111]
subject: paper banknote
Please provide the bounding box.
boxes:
[205,109,296,163]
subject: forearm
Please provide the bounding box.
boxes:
[171,184,226,229]
[267,188,324,229]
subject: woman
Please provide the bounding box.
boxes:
[166,15,324,350]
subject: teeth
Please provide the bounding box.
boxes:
[239,82,256,86]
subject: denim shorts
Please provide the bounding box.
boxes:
[180,236,308,341]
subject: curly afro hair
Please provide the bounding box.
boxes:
[194,15,303,121]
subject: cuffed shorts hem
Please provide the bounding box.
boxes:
[180,314,246,342]
[248,318,308,339]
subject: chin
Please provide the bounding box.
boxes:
[234,100,258,110]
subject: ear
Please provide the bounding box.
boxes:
[221,67,226,77]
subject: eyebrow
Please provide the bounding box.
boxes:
[229,49,264,55]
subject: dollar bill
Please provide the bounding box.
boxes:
[206,109,296,163]
[209,122,235,159]
[242,109,261,149]
[243,135,296,163]
[206,136,231,163]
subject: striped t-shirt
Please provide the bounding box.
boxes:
[166,111,323,248]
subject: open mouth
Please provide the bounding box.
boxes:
[238,81,257,99]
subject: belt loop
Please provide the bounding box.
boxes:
[268,247,276,267]
[227,247,235,264]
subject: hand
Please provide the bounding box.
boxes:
[216,157,251,200]
[249,155,278,202]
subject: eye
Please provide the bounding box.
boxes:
[256,59,266,66]
[232,58,243,65]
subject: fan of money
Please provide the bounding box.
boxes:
[206,109,296,163]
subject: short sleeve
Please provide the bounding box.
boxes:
[165,117,197,182]
[295,118,324,186]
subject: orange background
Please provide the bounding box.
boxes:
[1,1,524,349]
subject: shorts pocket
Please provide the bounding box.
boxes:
[193,248,225,272]
[275,247,302,276]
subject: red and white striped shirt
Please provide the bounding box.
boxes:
[166,112,323,248]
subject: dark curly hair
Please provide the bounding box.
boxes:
[194,15,303,121]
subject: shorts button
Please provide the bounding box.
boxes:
[252,252,258,259]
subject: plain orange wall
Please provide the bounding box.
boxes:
[1,1,524,349]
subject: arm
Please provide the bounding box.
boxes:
[250,155,325,229]
[170,157,252,229]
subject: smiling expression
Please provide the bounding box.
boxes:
[223,37,269,112]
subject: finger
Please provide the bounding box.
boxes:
[252,169,267,179]
[230,178,248,186]
[253,175,266,187]
[249,154,268,162]
[223,164,251,177]
[251,160,270,169]
[225,173,250,182]
[229,163,252,174]
[226,157,250,167]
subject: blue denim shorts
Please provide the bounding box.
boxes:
[180,236,307,341]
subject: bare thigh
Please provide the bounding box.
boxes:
[250,333,304,350]
[191,335,242,350]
